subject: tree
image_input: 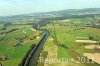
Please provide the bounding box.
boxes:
[4,22,12,27]
[89,36,94,40]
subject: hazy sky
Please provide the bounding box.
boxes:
[0,0,100,16]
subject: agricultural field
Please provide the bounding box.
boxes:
[0,23,44,66]
[0,7,100,66]
[38,18,100,66]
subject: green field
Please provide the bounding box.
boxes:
[38,18,100,66]
[0,24,43,66]
[0,16,100,66]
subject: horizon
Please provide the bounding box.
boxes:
[0,0,100,16]
[0,7,100,17]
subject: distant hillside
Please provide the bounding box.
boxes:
[23,8,100,18]
[0,8,100,24]
[0,8,100,18]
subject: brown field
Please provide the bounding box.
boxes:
[75,40,97,43]
[85,45,100,49]
[84,53,100,64]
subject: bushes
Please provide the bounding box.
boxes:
[89,36,94,40]
[4,22,12,27]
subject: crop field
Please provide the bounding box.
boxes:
[0,7,100,66]
[38,18,100,66]
[0,24,43,66]
[0,0,100,65]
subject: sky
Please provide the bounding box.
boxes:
[0,0,100,16]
